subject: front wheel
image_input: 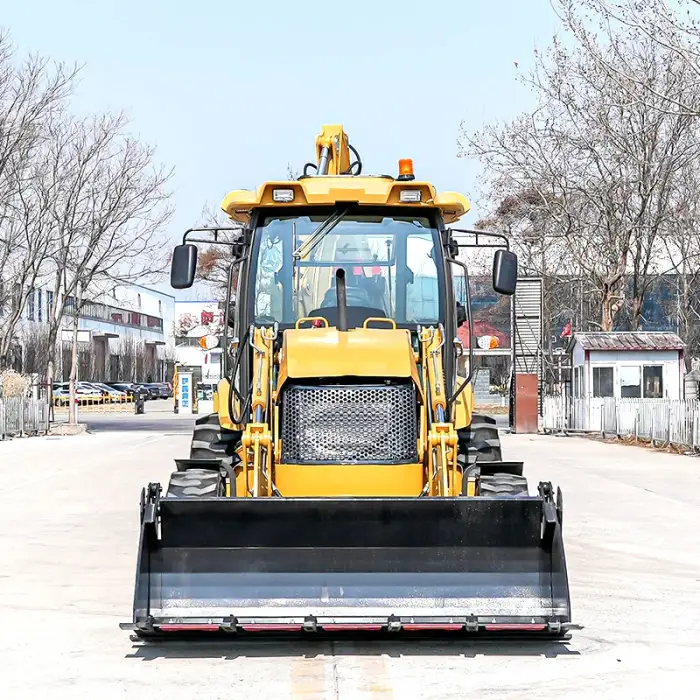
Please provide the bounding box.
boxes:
[165,469,224,497]
[478,473,529,497]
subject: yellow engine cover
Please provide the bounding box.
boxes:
[278,326,423,397]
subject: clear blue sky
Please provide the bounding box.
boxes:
[3,0,559,234]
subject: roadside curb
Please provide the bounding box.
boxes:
[49,423,88,436]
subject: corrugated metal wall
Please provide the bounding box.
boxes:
[512,277,543,411]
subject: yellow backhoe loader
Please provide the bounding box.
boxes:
[121,126,574,639]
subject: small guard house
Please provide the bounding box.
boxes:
[569,332,686,405]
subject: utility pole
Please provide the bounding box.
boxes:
[68,281,82,425]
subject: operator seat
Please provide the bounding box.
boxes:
[320,284,374,309]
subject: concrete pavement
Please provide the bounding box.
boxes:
[1,426,699,698]
[51,397,196,434]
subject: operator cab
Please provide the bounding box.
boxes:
[250,207,445,331]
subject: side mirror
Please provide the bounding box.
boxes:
[492,249,517,296]
[171,244,198,289]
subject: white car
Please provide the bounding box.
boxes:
[52,382,104,405]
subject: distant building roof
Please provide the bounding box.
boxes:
[571,332,685,351]
[457,320,510,348]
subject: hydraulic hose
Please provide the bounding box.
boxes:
[227,325,253,426]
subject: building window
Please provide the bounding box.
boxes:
[137,293,141,309]
[27,289,35,321]
[643,366,663,398]
[592,366,614,398]
[37,289,43,322]
[619,366,641,398]
[47,290,54,319]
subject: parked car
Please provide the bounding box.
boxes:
[86,382,129,402]
[156,383,170,399]
[142,382,169,399]
[54,381,103,395]
[52,382,104,405]
[136,384,157,400]
[107,382,149,400]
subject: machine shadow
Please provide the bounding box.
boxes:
[127,636,581,661]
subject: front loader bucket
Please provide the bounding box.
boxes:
[123,490,572,637]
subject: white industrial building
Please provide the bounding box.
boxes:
[10,281,176,383]
[174,300,224,382]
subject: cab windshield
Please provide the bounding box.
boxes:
[251,211,443,326]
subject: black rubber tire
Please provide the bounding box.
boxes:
[190,413,233,466]
[478,473,529,497]
[460,413,503,463]
[165,468,223,497]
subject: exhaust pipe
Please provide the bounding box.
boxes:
[336,268,348,332]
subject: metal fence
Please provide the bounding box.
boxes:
[52,394,135,414]
[0,398,50,439]
[542,395,700,449]
[541,396,589,432]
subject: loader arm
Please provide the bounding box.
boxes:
[313,124,356,175]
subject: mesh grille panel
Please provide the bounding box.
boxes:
[281,383,418,464]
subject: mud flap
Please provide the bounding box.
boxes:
[124,490,572,635]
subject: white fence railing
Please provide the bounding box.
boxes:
[0,398,50,440]
[542,395,700,449]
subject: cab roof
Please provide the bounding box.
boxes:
[220,176,470,225]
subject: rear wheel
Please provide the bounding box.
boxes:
[190,413,234,466]
[459,413,502,464]
[166,468,224,497]
[478,473,529,497]
[457,413,528,498]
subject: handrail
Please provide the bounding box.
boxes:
[362,317,397,330]
[446,257,474,412]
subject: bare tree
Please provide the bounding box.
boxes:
[554,1,700,116]
[37,111,174,405]
[462,27,700,333]
[0,31,79,365]
[658,162,700,359]
[18,324,51,377]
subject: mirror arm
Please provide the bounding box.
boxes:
[449,228,510,251]
[446,257,474,412]
[182,226,244,246]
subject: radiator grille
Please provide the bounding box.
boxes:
[281,383,418,464]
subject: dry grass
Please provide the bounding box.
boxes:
[585,431,696,456]
[477,403,509,415]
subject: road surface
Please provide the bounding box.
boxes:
[1,419,699,699]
